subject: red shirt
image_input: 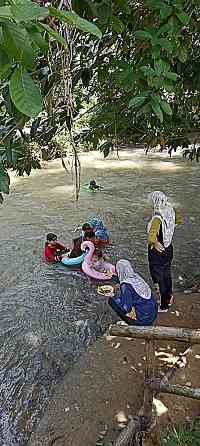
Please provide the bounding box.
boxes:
[44,242,68,262]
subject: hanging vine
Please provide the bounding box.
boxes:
[58,0,81,200]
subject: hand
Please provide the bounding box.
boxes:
[105,271,113,278]
[106,292,114,298]
[55,255,62,262]
[155,241,165,253]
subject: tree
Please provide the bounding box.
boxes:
[73,0,200,159]
[0,0,102,201]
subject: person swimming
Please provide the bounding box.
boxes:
[89,180,101,190]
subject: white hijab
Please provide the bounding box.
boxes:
[148,191,175,248]
[116,259,151,300]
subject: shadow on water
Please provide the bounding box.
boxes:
[0,147,199,445]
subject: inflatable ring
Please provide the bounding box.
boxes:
[83,184,102,192]
[61,253,85,266]
[81,240,115,281]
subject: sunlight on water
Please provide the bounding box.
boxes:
[0,147,199,445]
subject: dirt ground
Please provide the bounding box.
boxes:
[29,292,200,446]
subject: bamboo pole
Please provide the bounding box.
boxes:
[149,379,200,400]
[113,417,141,446]
[109,325,200,344]
[139,340,155,428]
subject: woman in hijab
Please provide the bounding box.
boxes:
[88,216,109,243]
[147,191,182,312]
[108,260,158,326]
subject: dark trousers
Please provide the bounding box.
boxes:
[148,244,173,310]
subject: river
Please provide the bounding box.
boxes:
[0,146,199,445]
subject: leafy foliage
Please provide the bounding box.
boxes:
[0,0,102,200]
[162,419,200,446]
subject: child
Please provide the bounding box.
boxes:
[89,180,101,191]
[69,225,95,258]
[44,233,69,262]
[92,250,113,274]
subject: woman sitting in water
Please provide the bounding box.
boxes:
[69,224,96,258]
[88,216,109,244]
[108,260,158,326]
[44,233,69,262]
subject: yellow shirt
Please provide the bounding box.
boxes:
[148,209,182,247]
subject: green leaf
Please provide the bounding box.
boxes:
[0,6,12,18]
[0,46,9,64]
[152,46,161,59]
[37,23,67,46]
[157,23,171,36]
[0,63,11,79]
[116,64,135,90]
[129,95,148,108]
[151,98,163,123]
[177,45,187,63]
[0,162,10,194]
[96,0,112,25]
[159,99,172,116]
[49,7,102,39]
[10,0,48,22]
[165,71,178,81]
[9,68,42,118]
[154,59,170,74]
[157,38,173,52]
[176,11,190,25]
[135,30,152,41]
[160,6,173,19]
[168,16,180,33]
[2,24,35,67]
[27,28,49,51]
[140,66,156,77]
[111,16,124,34]
[136,102,152,116]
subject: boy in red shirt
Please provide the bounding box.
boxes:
[44,233,69,262]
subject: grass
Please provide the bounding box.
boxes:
[162,418,200,446]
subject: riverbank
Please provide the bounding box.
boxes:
[29,292,200,446]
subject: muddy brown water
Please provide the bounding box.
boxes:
[0,147,199,445]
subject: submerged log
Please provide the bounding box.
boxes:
[109,325,200,345]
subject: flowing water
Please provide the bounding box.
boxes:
[0,147,199,445]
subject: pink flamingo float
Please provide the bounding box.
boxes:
[81,241,115,281]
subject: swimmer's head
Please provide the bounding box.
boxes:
[46,233,57,246]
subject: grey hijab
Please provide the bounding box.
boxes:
[116,260,151,299]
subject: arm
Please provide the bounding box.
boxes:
[117,283,135,313]
[175,208,182,225]
[148,217,165,252]
[56,242,70,253]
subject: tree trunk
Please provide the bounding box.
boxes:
[109,325,200,345]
